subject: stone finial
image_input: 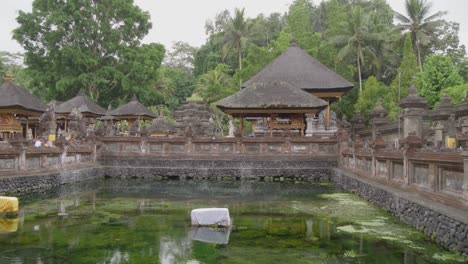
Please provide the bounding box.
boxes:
[400,132,423,150]
[340,115,351,129]
[131,94,138,102]
[371,99,389,128]
[351,110,366,130]
[3,71,14,82]
[370,99,388,118]
[399,84,427,109]
[430,92,454,121]
[439,93,452,108]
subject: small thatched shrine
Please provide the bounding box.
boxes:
[145,117,176,137]
[110,95,156,135]
[0,72,47,140]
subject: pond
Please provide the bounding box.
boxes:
[0,179,465,264]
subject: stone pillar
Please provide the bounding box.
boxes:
[429,93,454,148]
[399,85,427,139]
[433,122,444,148]
[305,113,315,137]
[401,134,423,186]
[372,134,386,177]
[140,137,147,154]
[186,136,192,154]
[370,100,389,140]
[462,150,468,204]
[350,111,366,140]
[19,148,26,171]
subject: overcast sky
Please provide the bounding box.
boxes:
[1,0,467,53]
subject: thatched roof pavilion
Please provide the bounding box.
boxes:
[217,81,327,115]
[55,91,106,118]
[109,94,156,121]
[0,73,47,139]
[217,81,328,136]
[216,39,353,135]
[243,39,353,99]
[0,74,47,116]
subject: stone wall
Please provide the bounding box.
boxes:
[0,146,96,173]
[100,136,338,157]
[99,156,336,182]
[333,168,468,254]
[0,166,103,195]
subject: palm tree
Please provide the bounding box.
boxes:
[195,65,235,104]
[331,6,383,93]
[222,8,256,88]
[394,0,447,72]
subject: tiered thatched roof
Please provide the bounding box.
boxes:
[0,75,47,116]
[243,40,353,93]
[55,91,106,117]
[110,94,156,120]
[216,81,327,115]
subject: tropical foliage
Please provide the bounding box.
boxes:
[4,0,467,126]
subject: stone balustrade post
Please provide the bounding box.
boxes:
[462,150,468,204]
[399,85,427,139]
[140,137,147,154]
[403,149,409,185]
[186,136,192,154]
[61,146,68,167]
[18,148,26,171]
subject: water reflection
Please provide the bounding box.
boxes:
[159,237,196,264]
[188,227,230,244]
[0,216,18,233]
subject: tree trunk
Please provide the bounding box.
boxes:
[357,52,362,93]
[238,46,242,90]
[416,40,423,72]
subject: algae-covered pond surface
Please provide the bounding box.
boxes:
[0,180,466,264]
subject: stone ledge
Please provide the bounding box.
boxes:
[333,168,468,253]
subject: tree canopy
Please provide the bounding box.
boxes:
[6,0,467,129]
[14,0,165,107]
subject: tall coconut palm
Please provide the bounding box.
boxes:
[331,6,384,93]
[394,0,447,72]
[222,8,256,88]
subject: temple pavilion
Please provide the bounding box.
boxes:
[110,95,156,133]
[55,91,107,131]
[217,39,353,135]
[0,72,47,140]
[217,81,327,136]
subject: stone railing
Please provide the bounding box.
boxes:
[100,136,338,157]
[0,145,96,173]
[340,144,467,204]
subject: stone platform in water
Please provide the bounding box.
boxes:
[191,208,231,227]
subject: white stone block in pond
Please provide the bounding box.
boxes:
[189,227,230,244]
[191,208,231,227]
